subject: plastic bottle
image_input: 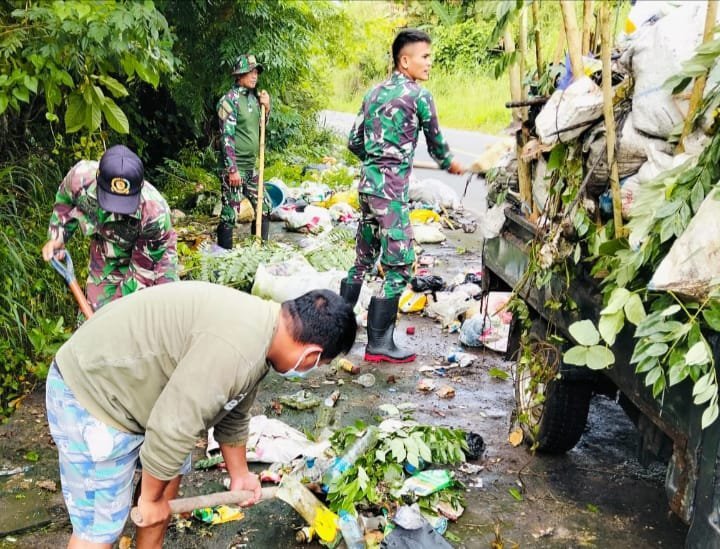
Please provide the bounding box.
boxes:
[338,510,365,549]
[321,426,379,493]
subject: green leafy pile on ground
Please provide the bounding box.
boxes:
[325,420,467,516]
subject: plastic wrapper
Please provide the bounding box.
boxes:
[400,470,454,497]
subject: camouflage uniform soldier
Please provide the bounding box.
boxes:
[42,145,178,312]
[342,29,465,364]
[216,53,272,248]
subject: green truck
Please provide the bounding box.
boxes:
[482,206,720,547]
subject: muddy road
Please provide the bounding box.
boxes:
[0,225,687,548]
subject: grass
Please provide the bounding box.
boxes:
[327,68,511,135]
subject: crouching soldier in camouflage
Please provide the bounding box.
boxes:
[42,144,178,312]
[216,54,272,248]
[342,29,465,363]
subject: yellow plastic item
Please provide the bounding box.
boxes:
[409,209,441,225]
[399,289,428,313]
[321,189,359,210]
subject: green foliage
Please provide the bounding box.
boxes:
[325,420,467,514]
[198,241,297,290]
[158,0,348,150]
[432,20,496,73]
[152,146,221,214]
[0,158,82,416]
[1,0,177,145]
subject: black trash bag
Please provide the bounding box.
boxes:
[465,432,486,461]
[410,275,446,293]
[464,272,482,287]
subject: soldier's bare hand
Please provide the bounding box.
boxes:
[228,171,242,187]
[258,90,271,110]
[448,159,465,175]
[42,239,65,262]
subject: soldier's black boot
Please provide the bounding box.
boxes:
[364,296,416,363]
[217,222,233,250]
[340,279,362,308]
[252,215,270,241]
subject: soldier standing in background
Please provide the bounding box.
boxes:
[341,29,465,364]
[216,54,272,248]
[42,144,178,312]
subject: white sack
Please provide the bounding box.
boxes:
[408,178,460,210]
[649,187,720,299]
[246,415,331,463]
[251,257,345,302]
[413,223,446,244]
[536,76,604,145]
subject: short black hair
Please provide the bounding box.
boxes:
[392,28,431,68]
[283,289,357,360]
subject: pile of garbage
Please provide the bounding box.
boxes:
[486,1,716,222]
[193,410,484,547]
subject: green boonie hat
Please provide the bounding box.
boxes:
[231,54,263,75]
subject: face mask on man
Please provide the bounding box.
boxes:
[276,347,322,379]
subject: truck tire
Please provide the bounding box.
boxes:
[514,320,593,454]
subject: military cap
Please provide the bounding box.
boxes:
[231,54,263,75]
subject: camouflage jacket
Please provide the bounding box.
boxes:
[217,84,268,173]
[48,160,179,311]
[348,71,454,202]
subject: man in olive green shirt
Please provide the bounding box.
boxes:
[217,53,272,247]
[46,281,356,548]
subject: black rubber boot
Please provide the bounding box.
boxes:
[340,279,362,308]
[217,222,234,250]
[252,215,270,241]
[364,296,416,363]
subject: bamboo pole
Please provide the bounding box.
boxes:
[582,0,594,55]
[532,0,543,76]
[600,2,623,238]
[255,104,267,240]
[504,27,522,124]
[518,6,529,115]
[516,6,536,218]
[560,0,584,80]
[676,0,718,153]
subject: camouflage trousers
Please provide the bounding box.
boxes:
[347,193,415,299]
[220,169,272,226]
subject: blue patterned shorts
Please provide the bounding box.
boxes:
[46,362,190,543]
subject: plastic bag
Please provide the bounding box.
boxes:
[410,275,446,293]
[410,209,441,225]
[320,188,359,210]
[459,292,513,352]
[478,205,506,240]
[408,178,460,210]
[425,291,473,329]
[328,202,356,222]
[536,76,604,145]
[413,223,446,244]
[251,257,346,302]
[284,205,333,234]
[399,289,428,313]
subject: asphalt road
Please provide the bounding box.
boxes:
[318,110,500,215]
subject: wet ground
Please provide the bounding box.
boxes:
[0,223,688,548]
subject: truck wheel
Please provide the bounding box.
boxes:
[515,322,593,454]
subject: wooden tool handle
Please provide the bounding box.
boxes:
[255,103,267,240]
[69,280,94,319]
[130,486,277,526]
